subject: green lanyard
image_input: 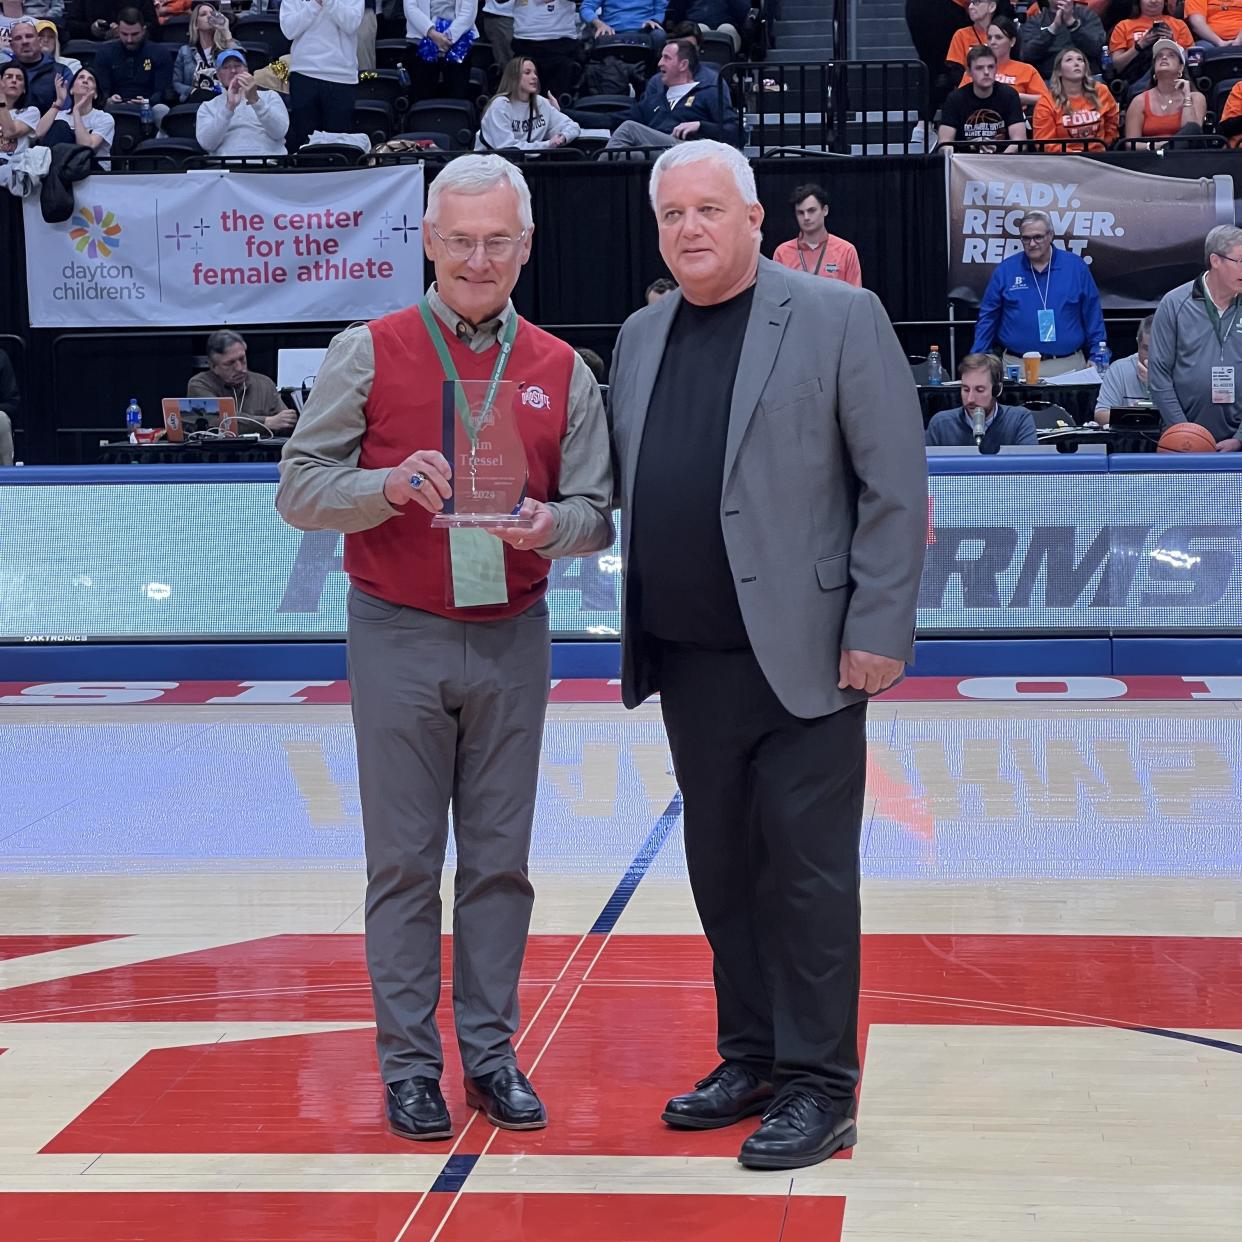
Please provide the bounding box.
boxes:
[418,299,518,447]
[1198,274,1240,351]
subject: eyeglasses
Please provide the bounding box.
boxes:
[1019,234,1051,245]
[1216,253,1242,267]
[432,226,527,261]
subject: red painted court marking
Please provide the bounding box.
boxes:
[1,676,1239,705]
[0,1193,421,1242]
[28,933,1242,1162]
[0,935,122,962]
[403,1193,846,1242]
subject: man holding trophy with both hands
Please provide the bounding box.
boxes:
[277,146,926,1171]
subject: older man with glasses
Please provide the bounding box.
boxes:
[1149,224,1242,449]
[1,18,70,115]
[276,155,613,1142]
[970,207,1106,379]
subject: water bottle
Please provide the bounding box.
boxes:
[140,100,153,136]
[125,397,142,443]
[926,345,944,386]
[1091,340,1111,378]
[1099,44,1112,78]
[398,63,411,88]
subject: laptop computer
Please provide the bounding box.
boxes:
[162,397,238,443]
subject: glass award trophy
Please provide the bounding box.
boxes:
[431,379,533,528]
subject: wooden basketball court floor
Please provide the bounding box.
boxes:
[1,684,1240,1241]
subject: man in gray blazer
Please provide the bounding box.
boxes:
[609,141,927,1170]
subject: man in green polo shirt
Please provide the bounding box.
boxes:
[1149,224,1242,450]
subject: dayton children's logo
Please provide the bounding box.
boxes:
[68,205,123,259]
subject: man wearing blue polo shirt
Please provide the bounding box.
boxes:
[971,208,1106,379]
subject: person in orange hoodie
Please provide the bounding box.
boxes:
[154,0,193,24]
[1032,46,1120,148]
[946,0,996,70]
[959,15,1050,106]
[1220,78,1242,148]
[1109,0,1193,84]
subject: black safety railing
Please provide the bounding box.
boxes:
[720,59,927,156]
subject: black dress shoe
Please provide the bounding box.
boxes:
[465,1065,547,1131]
[738,1091,856,1170]
[386,1076,452,1141]
[661,1062,774,1131]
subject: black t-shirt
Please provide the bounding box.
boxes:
[628,285,755,650]
[940,82,1025,144]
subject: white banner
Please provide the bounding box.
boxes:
[22,164,425,328]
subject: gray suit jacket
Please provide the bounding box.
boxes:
[609,258,928,719]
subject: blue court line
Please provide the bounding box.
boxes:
[429,1153,478,1193]
[1128,1026,1242,1056]
[588,792,684,935]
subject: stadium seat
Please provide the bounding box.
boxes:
[233,14,291,58]
[106,103,147,157]
[571,94,634,118]
[62,40,100,72]
[290,142,365,166]
[132,136,204,167]
[698,31,736,69]
[375,39,409,72]
[408,98,476,149]
[161,101,203,141]
[239,42,275,72]
[153,15,189,43]
[356,69,408,110]
[352,98,394,144]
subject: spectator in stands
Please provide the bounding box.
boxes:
[33,66,114,162]
[1220,77,1242,146]
[35,22,81,77]
[1149,224,1242,449]
[645,275,676,302]
[511,0,580,101]
[3,18,68,115]
[661,0,746,54]
[0,61,39,166]
[1185,0,1242,57]
[1020,0,1106,77]
[1123,38,1205,140]
[1109,0,1193,86]
[575,345,606,380]
[582,0,665,96]
[19,0,64,28]
[477,55,580,148]
[945,0,996,72]
[173,2,235,104]
[958,15,1050,106]
[971,207,1106,377]
[937,44,1027,150]
[404,0,478,104]
[925,353,1038,452]
[358,0,378,74]
[1094,313,1154,423]
[1032,46,1119,146]
[771,183,862,287]
[604,37,737,149]
[67,0,157,41]
[195,48,289,153]
[154,0,193,25]
[0,348,15,467]
[281,0,362,150]
[188,330,298,432]
[626,18,717,112]
[94,8,175,127]
[905,0,974,143]
[480,0,514,68]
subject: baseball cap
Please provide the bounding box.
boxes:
[34,19,57,35]
[215,48,246,69]
[1151,38,1185,63]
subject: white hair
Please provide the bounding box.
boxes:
[648,141,758,210]
[425,154,533,231]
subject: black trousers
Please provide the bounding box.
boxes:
[657,643,868,1108]
[510,36,580,103]
[407,53,472,105]
[287,72,357,150]
[904,0,972,121]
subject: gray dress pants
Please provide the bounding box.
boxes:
[347,586,551,1083]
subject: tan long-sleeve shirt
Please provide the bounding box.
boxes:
[275,286,614,559]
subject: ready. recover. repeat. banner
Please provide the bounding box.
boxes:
[946,153,1234,309]
[22,164,425,328]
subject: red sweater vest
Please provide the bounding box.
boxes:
[345,304,572,622]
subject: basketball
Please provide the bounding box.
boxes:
[1157,423,1218,453]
